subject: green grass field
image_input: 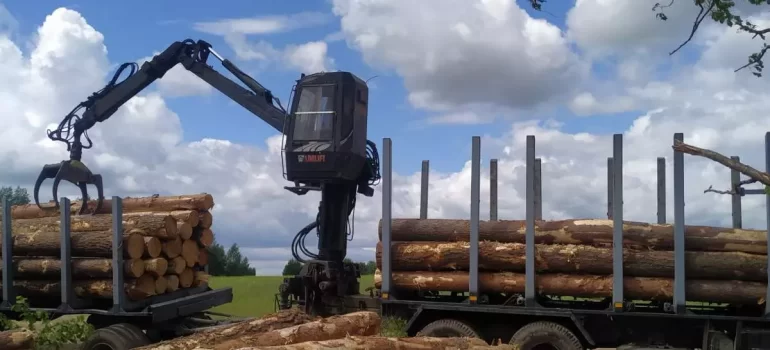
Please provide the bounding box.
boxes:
[208,274,375,318]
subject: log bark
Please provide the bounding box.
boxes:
[374,270,767,305]
[0,329,34,350]
[162,236,182,259]
[199,211,213,229]
[379,218,769,254]
[7,193,215,220]
[179,268,194,288]
[0,258,145,279]
[142,236,162,258]
[3,212,178,240]
[0,231,145,259]
[181,239,199,267]
[0,273,156,300]
[166,274,179,292]
[194,227,214,248]
[673,139,770,187]
[167,256,186,275]
[232,336,503,350]
[134,308,318,350]
[154,276,167,294]
[144,258,168,278]
[376,241,768,281]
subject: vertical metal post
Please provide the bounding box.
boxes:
[764,132,770,316]
[381,138,393,299]
[607,157,614,219]
[657,157,666,224]
[112,196,126,313]
[420,160,429,219]
[469,136,481,303]
[534,158,542,220]
[60,197,73,309]
[490,159,498,221]
[1,196,14,308]
[612,134,624,311]
[731,156,743,229]
[673,133,686,313]
[525,135,537,307]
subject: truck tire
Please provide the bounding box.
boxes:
[509,321,583,350]
[416,318,482,338]
[80,323,151,350]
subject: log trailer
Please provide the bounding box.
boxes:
[1,38,380,349]
[313,134,770,349]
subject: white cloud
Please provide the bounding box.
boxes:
[194,12,330,36]
[3,4,770,278]
[135,53,213,98]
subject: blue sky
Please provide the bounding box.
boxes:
[2,0,655,175]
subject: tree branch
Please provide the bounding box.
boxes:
[669,1,716,55]
[672,140,770,195]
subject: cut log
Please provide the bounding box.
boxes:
[4,212,178,240]
[0,274,156,300]
[162,236,182,259]
[199,211,213,229]
[673,140,770,188]
[198,248,209,266]
[144,258,168,278]
[179,268,194,288]
[0,230,145,259]
[374,270,767,305]
[181,239,199,267]
[166,274,179,292]
[0,258,145,279]
[7,193,215,220]
[232,336,501,350]
[167,210,199,227]
[0,329,34,350]
[142,236,162,258]
[193,227,214,248]
[193,271,209,287]
[379,218,769,254]
[376,241,768,281]
[167,256,186,275]
[177,221,193,240]
[154,276,167,294]
[134,308,317,350]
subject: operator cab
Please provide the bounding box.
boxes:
[283,71,369,186]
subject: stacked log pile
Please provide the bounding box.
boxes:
[374,218,770,305]
[136,309,511,350]
[0,194,216,301]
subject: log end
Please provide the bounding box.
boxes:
[181,239,199,267]
[124,259,146,278]
[154,276,168,295]
[178,222,193,240]
[179,268,194,288]
[143,237,162,258]
[166,274,180,292]
[199,210,212,228]
[124,233,145,260]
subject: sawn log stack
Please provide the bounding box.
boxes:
[0,194,216,301]
[375,218,770,305]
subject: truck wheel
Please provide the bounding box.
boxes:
[417,319,481,338]
[80,323,151,350]
[509,321,583,350]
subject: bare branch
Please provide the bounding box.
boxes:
[669,1,716,55]
[703,185,735,195]
[672,139,770,189]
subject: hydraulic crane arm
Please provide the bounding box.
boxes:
[34,39,289,214]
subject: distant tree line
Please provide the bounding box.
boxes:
[282,258,376,276]
[206,242,256,276]
[0,186,30,206]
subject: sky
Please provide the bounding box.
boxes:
[2,0,770,275]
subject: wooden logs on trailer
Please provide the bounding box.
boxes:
[0,193,216,302]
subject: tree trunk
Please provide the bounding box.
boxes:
[376,241,768,281]
[166,274,179,292]
[181,239,199,267]
[167,256,186,275]
[0,230,145,259]
[0,273,156,300]
[142,236,162,258]
[154,276,167,294]
[144,258,168,278]
[373,270,767,305]
[199,211,213,229]
[7,193,215,220]
[134,308,318,350]
[193,227,214,248]
[3,212,178,239]
[179,268,194,288]
[379,218,769,254]
[0,258,145,278]
[233,336,500,350]
[162,236,182,259]
[0,329,34,350]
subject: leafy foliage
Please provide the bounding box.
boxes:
[206,241,256,276]
[281,258,376,276]
[0,296,93,349]
[0,186,31,206]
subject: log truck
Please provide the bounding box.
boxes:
[31,38,381,319]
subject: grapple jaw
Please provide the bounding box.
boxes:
[33,160,104,215]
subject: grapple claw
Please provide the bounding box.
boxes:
[33,160,105,215]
